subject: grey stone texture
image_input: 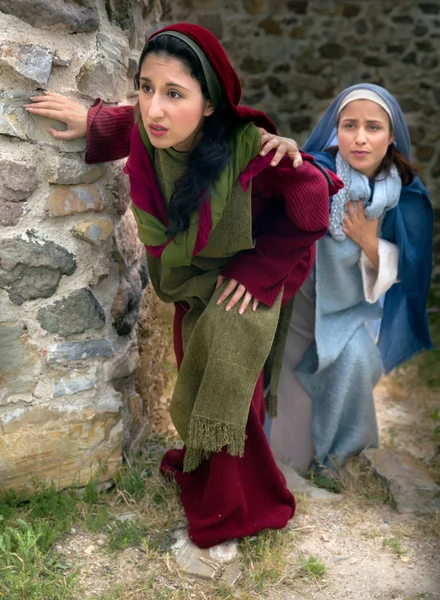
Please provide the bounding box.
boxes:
[0,0,151,496]
[37,288,106,336]
[111,266,143,336]
[47,338,116,364]
[52,368,97,397]
[0,92,86,153]
[48,156,104,185]
[0,231,76,305]
[0,0,100,34]
[0,160,38,226]
[0,160,37,202]
[76,33,129,103]
[363,448,440,515]
[0,43,53,86]
[0,322,42,405]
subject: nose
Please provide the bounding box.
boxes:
[355,127,367,145]
[148,93,165,119]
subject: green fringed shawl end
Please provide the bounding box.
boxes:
[183,416,247,472]
[264,299,295,419]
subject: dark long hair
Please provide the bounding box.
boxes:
[326,144,415,186]
[134,34,240,236]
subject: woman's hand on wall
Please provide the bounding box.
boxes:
[258,128,303,168]
[342,201,380,269]
[215,275,259,314]
[24,92,88,140]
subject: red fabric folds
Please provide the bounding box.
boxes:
[162,303,295,549]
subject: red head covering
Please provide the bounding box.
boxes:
[148,23,277,133]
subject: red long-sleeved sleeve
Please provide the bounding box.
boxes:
[85,99,136,164]
[221,154,342,307]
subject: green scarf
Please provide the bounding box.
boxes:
[131,120,261,267]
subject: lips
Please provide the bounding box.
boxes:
[352,150,369,156]
[148,124,168,137]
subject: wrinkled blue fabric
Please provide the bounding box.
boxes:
[311,151,433,374]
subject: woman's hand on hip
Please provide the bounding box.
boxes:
[24,92,88,140]
[215,276,259,314]
[258,128,303,168]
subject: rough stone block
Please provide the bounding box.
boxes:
[104,343,140,382]
[111,266,143,336]
[71,217,113,246]
[0,200,26,227]
[0,230,76,305]
[88,257,112,286]
[0,401,122,493]
[47,338,116,364]
[0,43,53,86]
[0,0,100,34]
[76,33,129,103]
[277,461,344,502]
[363,448,440,514]
[197,14,224,38]
[243,0,266,14]
[48,156,104,185]
[112,167,131,215]
[47,184,104,216]
[37,288,106,336]
[52,368,97,397]
[113,211,144,268]
[0,322,41,405]
[0,160,37,202]
[0,92,86,153]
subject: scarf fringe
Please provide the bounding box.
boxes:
[183,415,246,472]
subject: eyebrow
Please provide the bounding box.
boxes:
[139,76,190,92]
[341,117,384,124]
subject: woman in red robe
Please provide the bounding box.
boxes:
[26,23,341,549]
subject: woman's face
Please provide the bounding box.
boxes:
[138,52,214,152]
[337,99,394,179]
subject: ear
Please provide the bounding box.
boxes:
[203,99,214,117]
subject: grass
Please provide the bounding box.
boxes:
[298,554,327,578]
[1,437,321,600]
[383,536,408,557]
[309,456,391,505]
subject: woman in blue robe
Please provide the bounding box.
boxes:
[269,83,433,472]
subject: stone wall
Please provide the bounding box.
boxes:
[165,0,440,208]
[0,0,168,493]
[1,0,439,493]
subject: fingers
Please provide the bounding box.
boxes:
[46,127,77,140]
[288,150,303,168]
[260,137,280,156]
[216,278,239,305]
[29,92,73,104]
[225,284,246,311]
[270,143,288,167]
[24,107,69,121]
[215,274,225,290]
[216,277,259,314]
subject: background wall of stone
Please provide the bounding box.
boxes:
[160,0,440,209]
[0,0,170,493]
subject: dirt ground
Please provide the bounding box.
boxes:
[54,366,440,600]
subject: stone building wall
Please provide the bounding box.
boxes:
[0,0,169,493]
[166,0,440,208]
